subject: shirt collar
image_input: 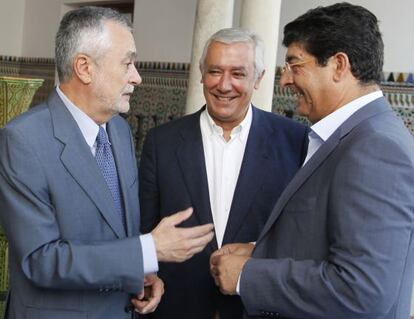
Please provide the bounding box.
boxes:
[56,86,107,148]
[311,90,383,142]
[201,104,253,143]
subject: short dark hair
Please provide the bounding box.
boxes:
[283,2,383,85]
[55,6,131,82]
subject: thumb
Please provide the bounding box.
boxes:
[168,207,193,226]
[137,290,145,300]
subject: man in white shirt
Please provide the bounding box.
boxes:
[211,3,414,319]
[0,6,214,319]
[139,28,308,319]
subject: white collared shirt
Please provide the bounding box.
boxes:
[303,90,383,165]
[56,86,158,274]
[56,85,103,155]
[200,105,252,247]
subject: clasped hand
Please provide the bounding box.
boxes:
[131,274,164,314]
[209,243,254,295]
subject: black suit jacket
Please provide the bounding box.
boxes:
[139,106,308,319]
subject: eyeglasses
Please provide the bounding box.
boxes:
[282,59,313,74]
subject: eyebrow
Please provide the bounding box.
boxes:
[285,55,301,63]
[207,65,248,71]
[124,51,137,62]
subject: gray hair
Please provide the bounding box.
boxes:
[199,28,265,79]
[55,6,131,82]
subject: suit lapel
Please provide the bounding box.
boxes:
[175,109,217,252]
[256,97,391,244]
[49,92,126,238]
[222,107,273,244]
[256,129,341,243]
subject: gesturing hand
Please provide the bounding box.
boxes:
[152,207,214,262]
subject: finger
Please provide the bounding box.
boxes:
[141,279,164,314]
[210,247,225,260]
[210,264,220,278]
[131,298,148,313]
[137,290,145,300]
[140,297,159,314]
[184,231,215,256]
[167,207,193,226]
[152,277,165,300]
[213,275,220,286]
[144,273,156,286]
[179,223,214,239]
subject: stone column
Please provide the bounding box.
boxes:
[240,0,282,111]
[185,0,234,115]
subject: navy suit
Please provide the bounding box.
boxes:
[139,106,308,319]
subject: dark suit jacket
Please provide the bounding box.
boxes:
[0,91,143,319]
[139,106,308,319]
[241,97,414,319]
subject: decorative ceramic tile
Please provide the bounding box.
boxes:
[0,57,413,303]
[0,76,43,127]
[397,73,405,82]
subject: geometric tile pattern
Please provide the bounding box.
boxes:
[0,56,413,316]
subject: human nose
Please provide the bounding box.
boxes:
[279,69,293,88]
[129,63,142,86]
[217,73,232,92]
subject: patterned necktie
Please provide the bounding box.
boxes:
[95,126,125,224]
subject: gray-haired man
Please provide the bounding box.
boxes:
[0,6,214,319]
[139,28,308,319]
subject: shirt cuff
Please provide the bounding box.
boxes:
[236,270,242,295]
[140,233,159,274]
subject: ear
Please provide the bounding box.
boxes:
[200,71,205,84]
[332,52,350,82]
[254,70,265,90]
[73,54,93,84]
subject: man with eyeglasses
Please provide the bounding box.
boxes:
[211,3,414,319]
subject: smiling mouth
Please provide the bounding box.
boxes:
[213,94,237,102]
[287,87,304,99]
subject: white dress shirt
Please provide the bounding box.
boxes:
[200,105,252,247]
[303,90,384,165]
[56,86,158,274]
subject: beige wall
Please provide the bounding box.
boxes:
[21,0,62,58]
[1,0,413,72]
[133,0,197,63]
[277,0,414,72]
[0,0,26,56]
[132,0,241,63]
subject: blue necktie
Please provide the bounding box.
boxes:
[95,126,125,224]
